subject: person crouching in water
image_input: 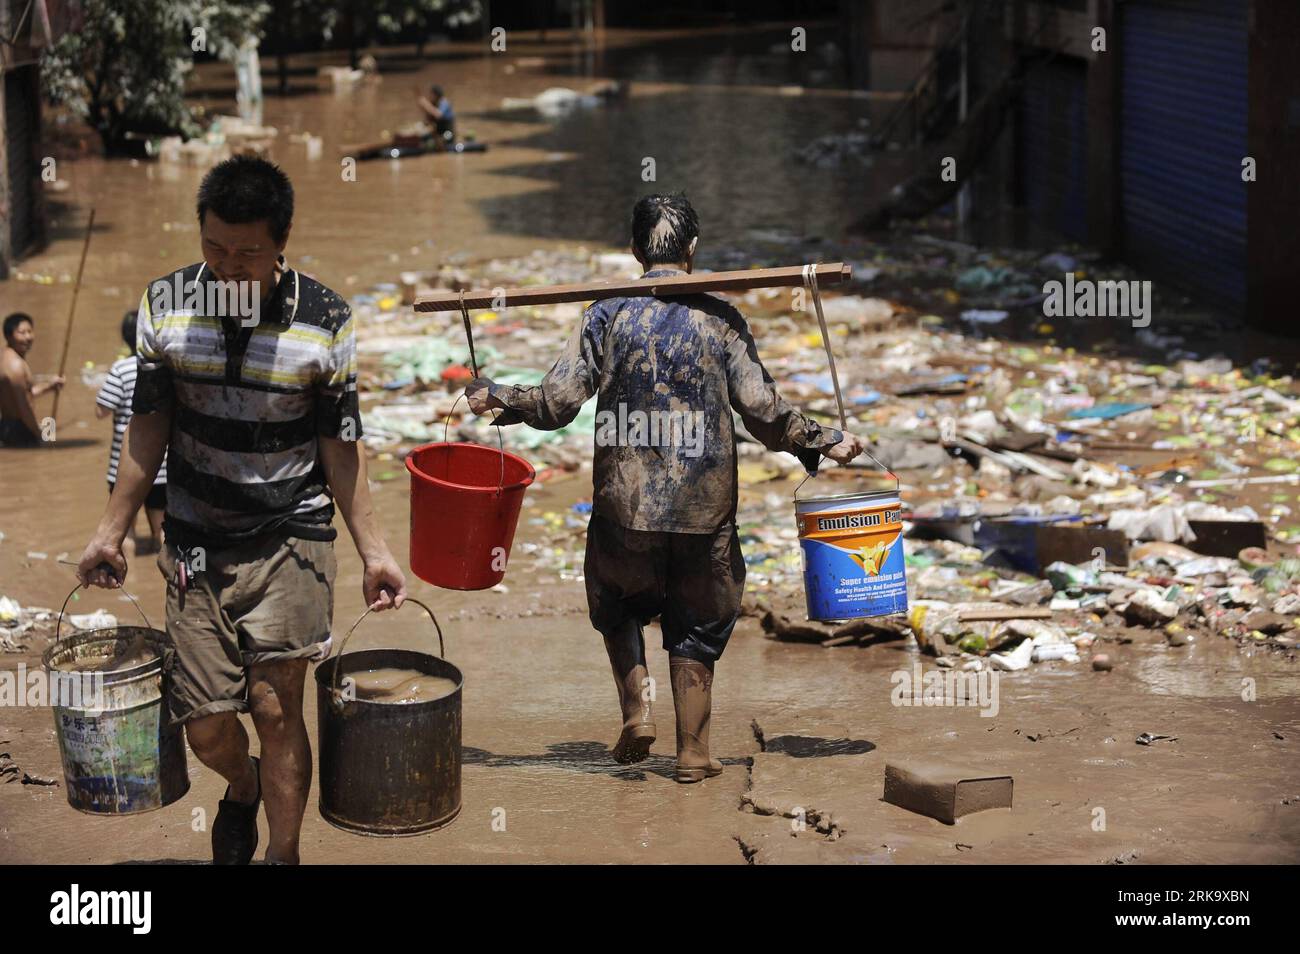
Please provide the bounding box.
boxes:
[465,193,868,782]
[416,84,455,147]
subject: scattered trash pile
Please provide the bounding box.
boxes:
[895,536,1300,672]
[0,596,49,653]
[1,749,59,787]
[155,114,279,165]
[739,307,1300,666]
[794,124,873,168]
[351,249,651,471]
[0,594,115,654]
[499,82,626,116]
[338,240,1300,671]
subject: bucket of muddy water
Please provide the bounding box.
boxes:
[315,598,462,835]
[406,439,535,590]
[41,584,189,814]
[795,476,909,623]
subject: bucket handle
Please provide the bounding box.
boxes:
[329,597,446,699]
[793,456,899,500]
[795,263,898,500]
[441,392,506,497]
[54,574,154,645]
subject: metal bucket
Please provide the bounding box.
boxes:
[315,599,462,836]
[41,586,189,814]
[795,483,909,623]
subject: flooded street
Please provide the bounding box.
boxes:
[2,24,895,562]
[2,26,1298,866]
[1,24,899,648]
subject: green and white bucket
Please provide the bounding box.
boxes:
[42,585,189,815]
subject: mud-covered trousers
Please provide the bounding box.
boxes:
[584,512,746,663]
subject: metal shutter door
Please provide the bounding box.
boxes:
[1120,0,1248,312]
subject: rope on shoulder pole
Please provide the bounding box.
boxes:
[51,207,96,425]
[458,288,479,377]
[458,284,503,442]
[800,262,897,486]
[802,263,848,431]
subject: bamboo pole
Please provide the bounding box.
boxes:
[414,262,853,312]
[51,207,96,423]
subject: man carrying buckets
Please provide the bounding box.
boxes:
[466,193,869,782]
[77,156,408,863]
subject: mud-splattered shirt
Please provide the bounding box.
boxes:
[490,268,842,533]
[132,259,360,547]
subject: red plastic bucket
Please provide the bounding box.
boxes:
[406,441,535,590]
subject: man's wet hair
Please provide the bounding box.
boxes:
[431,85,444,100]
[196,155,294,244]
[121,310,137,349]
[631,193,699,265]
[3,312,33,341]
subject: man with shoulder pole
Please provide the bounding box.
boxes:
[465,193,869,782]
[77,156,407,864]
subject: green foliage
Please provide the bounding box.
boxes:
[39,0,484,148]
[40,0,268,153]
[375,0,483,39]
[200,1,273,61]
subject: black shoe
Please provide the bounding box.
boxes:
[212,756,260,865]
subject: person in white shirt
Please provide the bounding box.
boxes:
[96,311,166,554]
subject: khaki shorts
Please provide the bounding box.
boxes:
[157,533,337,725]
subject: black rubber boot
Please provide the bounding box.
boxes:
[211,756,260,865]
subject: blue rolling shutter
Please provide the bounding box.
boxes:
[1120,0,1248,313]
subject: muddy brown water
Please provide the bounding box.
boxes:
[56,634,157,674]
[349,668,458,704]
[2,29,1298,864]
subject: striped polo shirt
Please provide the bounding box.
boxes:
[96,356,169,486]
[132,259,361,548]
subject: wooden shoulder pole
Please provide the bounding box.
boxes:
[414,262,853,313]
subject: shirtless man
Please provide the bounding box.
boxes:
[1,313,64,446]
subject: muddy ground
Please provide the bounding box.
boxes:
[2,468,1298,864]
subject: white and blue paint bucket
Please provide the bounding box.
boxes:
[795,486,909,623]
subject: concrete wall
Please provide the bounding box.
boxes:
[840,0,957,92]
[0,0,55,278]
